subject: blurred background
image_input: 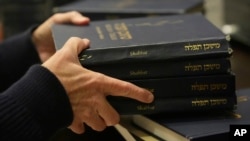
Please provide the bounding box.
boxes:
[0,0,249,47]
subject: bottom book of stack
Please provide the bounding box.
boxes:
[131,88,250,141]
[107,73,236,115]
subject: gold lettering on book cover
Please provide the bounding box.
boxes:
[210,99,227,106]
[191,82,209,91]
[192,98,228,107]
[137,105,155,111]
[185,64,203,71]
[185,44,203,51]
[105,24,118,40]
[192,99,210,107]
[204,64,221,71]
[185,63,221,72]
[130,70,148,76]
[192,82,227,91]
[203,43,220,50]
[210,83,227,91]
[95,26,104,40]
[114,23,132,40]
[130,50,148,57]
[184,43,221,51]
[105,23,132,40]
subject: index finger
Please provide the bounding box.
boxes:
[100,75,154,103]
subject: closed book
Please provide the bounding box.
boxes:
[108,94,237,115]
[127,74,236,98]
[132,88,250,141]
[87,58,231,80]
[53,0,204,20]
[52,13,232,66]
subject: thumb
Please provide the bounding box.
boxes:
[62,37,90,55]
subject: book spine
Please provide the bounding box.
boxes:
[108,95,237,115]
[79,38,231,66]
[86,58,231,80]
[127,74,235,98]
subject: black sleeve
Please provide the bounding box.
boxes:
[0,65,73,141]
[0,26,41,92]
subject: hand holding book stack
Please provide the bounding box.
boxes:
[52,13,236,115]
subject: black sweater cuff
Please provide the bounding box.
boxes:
[1,65,73,140]
[0,26,41,91]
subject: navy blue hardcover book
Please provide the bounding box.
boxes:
[52,13,232,66]
[53,0,204,20]
[127,73,236,98]
[87,58,231,80]
[108,94,237,115]
[132,88,250,141]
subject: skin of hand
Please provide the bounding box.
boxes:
[42,37,154,134]
[32,11,90,63]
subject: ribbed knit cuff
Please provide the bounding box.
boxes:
[6,64,73,137]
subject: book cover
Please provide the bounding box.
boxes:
[52,13,232,66]
[108,94,237,115]
[126,74,236,98]
[53,0,204,20]
[86,58,231,80]
[132,88,250,141]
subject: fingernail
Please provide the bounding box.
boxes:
[82,38,90,44]
[147,93,154,102]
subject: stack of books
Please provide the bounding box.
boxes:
[51,13,237,115]
[131,89,250,141]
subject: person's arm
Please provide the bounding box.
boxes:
[0,11,90,92]
[0,11,154,141]
[0,27,41,92]
[0,64,73,141]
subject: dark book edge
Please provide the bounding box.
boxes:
[127,74,236,98]
[77,37,231,66]
[86,57,232,80]
[52,14,232,66]
[53,0,204,20]
[108,94,237,115]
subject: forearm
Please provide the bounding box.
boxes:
[0,65,73,141]
[0,26,41,91]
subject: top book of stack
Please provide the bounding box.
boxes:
[52,13,232,66]
[53,0,205,20]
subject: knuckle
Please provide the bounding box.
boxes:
[70,11,80,16]
[94,72,106,84]
[51,13,61,20]
[82,110,92,119]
